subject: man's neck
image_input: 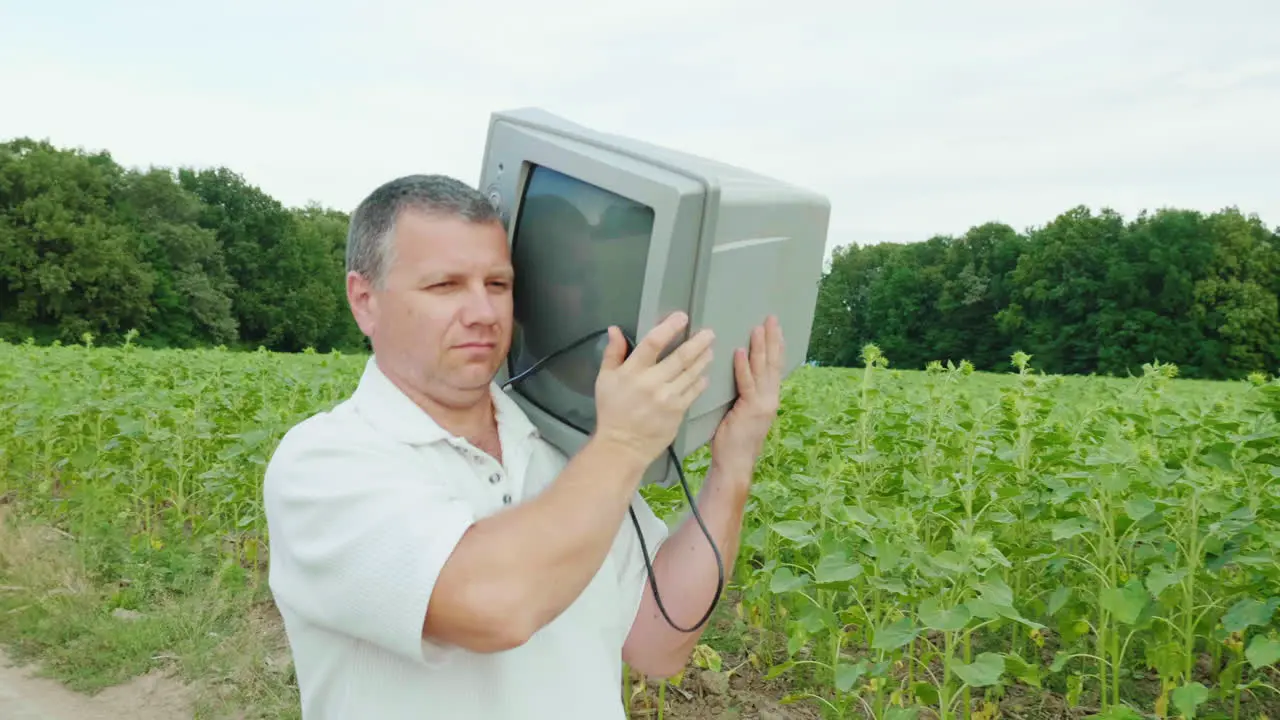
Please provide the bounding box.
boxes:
[421,392,503,465]
[419,391,497,441]
[377,358,498,441]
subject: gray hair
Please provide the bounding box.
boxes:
[346,174,502,288]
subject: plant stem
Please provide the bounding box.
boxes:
[1112,623,1122,707]
[1184,491,1199,684]
[964,631,973,720]
[1098,607,1109,709]
[908,636,915,689]
[941,631,953,720]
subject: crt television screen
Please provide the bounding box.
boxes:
[508,164,655,433]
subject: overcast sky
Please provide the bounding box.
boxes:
[2,0,1277,259]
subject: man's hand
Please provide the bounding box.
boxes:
[710,315,784,482]
[595,311,714,470]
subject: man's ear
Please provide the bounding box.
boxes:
[347,271,378,338]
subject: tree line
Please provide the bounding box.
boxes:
[4,136,1279,379]
[807,205,1280,380]
[0,137,365,352]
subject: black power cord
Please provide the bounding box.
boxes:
[501,327,724,633]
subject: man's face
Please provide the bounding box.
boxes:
[347,209,514,405]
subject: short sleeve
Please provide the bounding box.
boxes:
[613,490,671,635]
[263,419,476,667]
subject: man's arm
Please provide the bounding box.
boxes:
[622,314,785,677]
[266,420,652,663]
[424,434,651,652]
[620,460,752,678]
[428,317,717,653]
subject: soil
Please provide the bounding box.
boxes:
[0,638,822,720]
[626,661,826,719]
[0,649,195,720]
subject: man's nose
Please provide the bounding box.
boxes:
[462,283,500,324]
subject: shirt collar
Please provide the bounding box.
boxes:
[351,355,539,446]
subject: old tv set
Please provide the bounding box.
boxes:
[480,107,830,486]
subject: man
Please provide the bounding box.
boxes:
[263,174,785,719]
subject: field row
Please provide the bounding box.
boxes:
[2,339,1279,719]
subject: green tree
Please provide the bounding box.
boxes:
[809,203,1279,380]
[114,166,238,347]
[267,205,366,352]
[1192,208,1280,377]
[176,166,294,348]
[931,222,1023,371]
[0,139,154,344]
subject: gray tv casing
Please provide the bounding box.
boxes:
[479,107,830,486]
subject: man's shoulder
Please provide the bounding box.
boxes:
[264,398,415,487]
[273,397,374,452]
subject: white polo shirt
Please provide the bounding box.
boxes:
[263,356,670,719]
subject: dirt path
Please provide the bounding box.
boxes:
[0,649,193,720]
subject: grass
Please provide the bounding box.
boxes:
[1,335,1279,719]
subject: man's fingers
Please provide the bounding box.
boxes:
[678,374,711,406]
[598,326,627,372]
[749,324,767,380]
[627,311,689,367]
[765,315,784,372]
[672,345,714,397]
[655,327,715,380]
[733,346,756,398]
